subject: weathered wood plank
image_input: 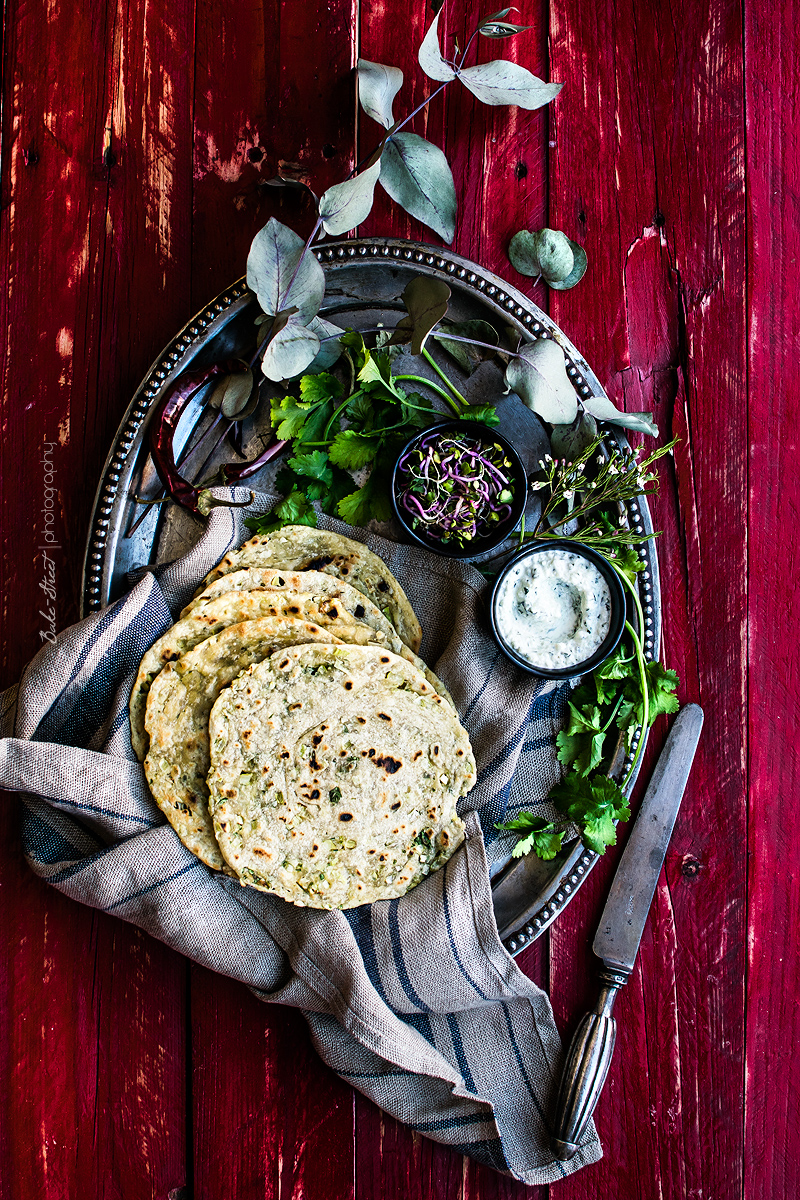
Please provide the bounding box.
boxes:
[188,3,358,1197]
[547,2,747,1198]
[744,2,800,1196]
[0,0,196,1194]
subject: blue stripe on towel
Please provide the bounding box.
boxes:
[446,1014,477,1092]
[499,1004,566,1176]
[102,860,200,912]
[442,861,489,1000]
[344,906,391,1007]
[20,807,96,864]
[450,1138,509,1173]
[461,648,502,722]
[388,900,430,1012]
[36,597,171,747]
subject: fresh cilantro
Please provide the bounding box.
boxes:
[288,449,333,486]
[550,773,631,855]
[298,372,343,407]
[495,813,565,861]
[244,487,318,535]
[337,472,393,526]
[458,403,500,427]
[328,429,380,470]
[555,701,607,776]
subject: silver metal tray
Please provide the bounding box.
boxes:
[81,237,661,954]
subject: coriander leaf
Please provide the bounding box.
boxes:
[288,449,333,486]
[494,812,565,861]
[337,472,392,526]
[344,391,374,429]
[595,646,637,682]
[644,662,680,723]
[550,772,629,854]
[358,351,391,389]
[328,429,380,470]
[244,488,318,535]
[400,391,438,430]
[458,403,500,427]
[318,466,355,515]
[580,809,618,855]
[274,465,297,495]
[299,372,343,407]
[272,397,310,441]
[556,718,606,776]
[295,401,334,446]
[340,329,369,374]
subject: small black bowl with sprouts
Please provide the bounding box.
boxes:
[391,420,528,560]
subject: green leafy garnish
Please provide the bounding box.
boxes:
[495,813,565,860]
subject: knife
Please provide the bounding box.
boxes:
[550,702,704,1161]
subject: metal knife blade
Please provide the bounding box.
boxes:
[550,702,703,1161]
[592,702,704,972]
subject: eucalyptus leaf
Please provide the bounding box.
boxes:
[357,58,404,128]
[505,338,578,424]
[418,11,456,82]
[550,411,599,459]
[549,239,588,290]
[379,132,457,243]
[480,7,513,21]
[582,396,659,437]
[507,229,541,277]
[390,275,451,355]
[480,20,532,37]
[305,316,345,372]
[261,318,320,382]
[433,319,499,374]
[247,218,325,322]
[508,227,573,281]
[459,60,562,110]
[211,368,255,420]
[319,158,382,237]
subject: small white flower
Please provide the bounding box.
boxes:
[619,515,627,526]
[608,464,619,475]
[563,490,574,500]
[529,481,547,492]
[544,454,552,462]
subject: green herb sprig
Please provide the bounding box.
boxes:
[245,330,497,536]
[497,440,680,860]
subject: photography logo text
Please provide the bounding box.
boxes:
[39,441,60,645]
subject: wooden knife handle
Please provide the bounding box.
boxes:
[550,966,630,1160]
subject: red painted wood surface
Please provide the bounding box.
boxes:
[0,0,794,1196]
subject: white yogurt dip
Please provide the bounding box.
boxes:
[494,548,612,671]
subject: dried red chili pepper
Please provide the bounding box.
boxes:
[147,362,287,514]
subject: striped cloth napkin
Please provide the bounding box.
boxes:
[0,495,601,1184]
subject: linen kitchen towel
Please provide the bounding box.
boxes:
[0,495,601,1184]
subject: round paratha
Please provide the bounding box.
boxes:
[131,583,400,761]
[208,644,476,909]
[195,527,422,653]
[143,616,374,870]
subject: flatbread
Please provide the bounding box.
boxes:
[131,584,400,761]
[208,644,475,909]
[195,527,422,653]
[132,575,451,762]
[144,616,370,870]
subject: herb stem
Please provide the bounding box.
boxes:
[621,619,648,789]
[394,374,462,416]
[420,346,467,407]
[323,394,355,442]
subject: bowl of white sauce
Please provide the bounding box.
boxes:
[489,541,626,677]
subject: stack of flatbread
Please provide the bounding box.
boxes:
[130,526,476,909]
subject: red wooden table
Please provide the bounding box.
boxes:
[0,1,795,1196]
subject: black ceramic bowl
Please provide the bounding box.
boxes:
[488,540,627,678]
[391,420,528,560]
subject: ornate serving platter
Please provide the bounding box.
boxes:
[81,237,661,953]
